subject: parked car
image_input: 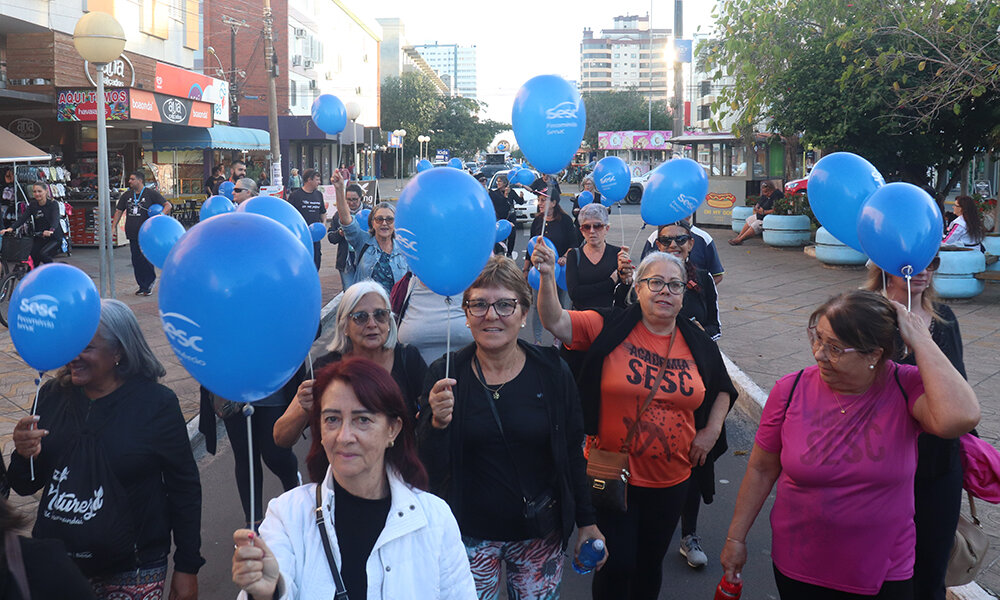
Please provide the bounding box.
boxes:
[626,171,652,205]
[785,178,808,195]
[488,169,538,226]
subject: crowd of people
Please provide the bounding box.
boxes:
[0,169,987,600]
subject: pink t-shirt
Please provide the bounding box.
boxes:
[755,363,924,594]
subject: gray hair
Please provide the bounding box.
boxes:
[578,203,609,225]
[329,281,398,354]
[582,175,595,189]
[236,177,258,195]
[634,251,686,285]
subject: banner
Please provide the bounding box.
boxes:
[130,90,212,127]
[598,130,672,151]
[57,89,131,122]
[155,62,230,123]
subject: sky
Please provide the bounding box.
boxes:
[354,0,718,123]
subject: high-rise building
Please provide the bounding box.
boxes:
[580,14,671,104]
[376,18,449,95]
[412,43,477,99]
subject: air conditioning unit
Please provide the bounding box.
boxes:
[308,80,317,89]
[294,28,306,38]
[292,55,302,66]
[303,59,313,69]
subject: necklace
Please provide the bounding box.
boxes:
[832,390,864,414]
[473,355,511,400]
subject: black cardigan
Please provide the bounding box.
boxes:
[417,341,596,547]
[573,304,738,503]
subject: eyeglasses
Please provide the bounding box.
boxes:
[464,298,519,318]
[638,278,686,295]
[373,216,394,224]
[807,326,858,363]
[349,309,392,325]
[657,235,692,247]
[580,223,607,232]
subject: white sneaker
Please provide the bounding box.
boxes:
[679,534,708,568]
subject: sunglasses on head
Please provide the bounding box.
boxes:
[657,234,692,246]
[580,223,606,232]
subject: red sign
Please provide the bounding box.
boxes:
[155,62,230,122]
[57,89,130,122]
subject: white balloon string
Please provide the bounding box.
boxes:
[881,271,887,296]
[629,224,648,257]
[445,296,452,381]
[906,275,912,312]
[246,407,256,533]
[307,351,314,380]
[29,371,42,481]
[618,204,626,247]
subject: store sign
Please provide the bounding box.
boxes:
[84,56,136,88]
[7,118,42,141]
[57,89,131,121]
[598,130,673,151]
[130,90,212,127]
[154,62,230,123]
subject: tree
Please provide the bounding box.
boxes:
[380,72,442,169]
[581,90,672,150]
[430,97,506,159]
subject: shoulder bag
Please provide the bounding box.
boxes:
[586,332,675,512]
[315,484,350,600]
[946,491,988,587]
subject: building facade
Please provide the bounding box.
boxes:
[376,18,449,95]
[411,43,477,99]
[579,14,671,104]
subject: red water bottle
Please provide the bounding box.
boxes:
[714,575,742,600]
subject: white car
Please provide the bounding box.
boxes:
[626,171,653,205]
[488,170,538,226]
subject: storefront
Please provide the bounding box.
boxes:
[239,115,364,184]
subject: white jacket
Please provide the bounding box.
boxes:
[239,468,477,600]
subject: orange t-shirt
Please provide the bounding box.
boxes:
[569,310,706,488]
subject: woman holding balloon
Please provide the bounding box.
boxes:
[333,172,408,293]
[9,299,203,600]
[565,203,629,311]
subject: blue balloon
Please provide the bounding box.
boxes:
[9,263,101,372]
[311,94,347,135]
[808,152,885,252]
[555,264,567,291]
[513,169,536,187]
[309,222,326,243]
[526,235,556,257]
[201,195,235,222]
[577,191,594,207]
[527,266,541,290]
[237,195,314,260]
[601,195,616,208]
[593,156,631,202]
[417,159,433,173]
[356,208,372,226]
[147,203,164,216]
[139,215,186,268]
[448,158,464,169]
[512,75,586,174]
[495,219,513,243]
[395,168,496,296]
[857,182,942,277]
[158,212,321,402]
[218,181,235,201]
[640,158,709,225]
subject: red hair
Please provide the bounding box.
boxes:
[306,357,428,490]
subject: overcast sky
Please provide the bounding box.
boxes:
[355,0,717,122]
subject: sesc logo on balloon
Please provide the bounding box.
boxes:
[545,101,580,136]
[677,194,701,213]
[599,173,617,187]
[394,227,419,254]
[15,294,59,332]
[160,311,206,366]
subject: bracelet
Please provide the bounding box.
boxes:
[726,537,746,545]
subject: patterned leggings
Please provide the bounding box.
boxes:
[463,532,564,600]
[89,561,167,600]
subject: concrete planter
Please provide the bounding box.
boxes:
[763,214,812,247]
[983,235,1000,273]
[731,206,754,232]
[815,227,867,265]
[932,248,986,299]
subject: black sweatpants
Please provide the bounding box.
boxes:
[913,467,963,600]
[223,405,300,525]
[29,235,60,266]
[592,480,689,600]
[128,237,156,291]
[773,564,913,600]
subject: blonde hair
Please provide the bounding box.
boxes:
[861,262,944,322]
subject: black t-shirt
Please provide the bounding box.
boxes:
[529,212,577,258]
[566,243,620,310]
[115,187,167,239]
[287,188,326,225]
[459,359,556,541]
[204,175,224,196]
[332,477,391,600]
[755,189,782,215]
[489,188,516,220]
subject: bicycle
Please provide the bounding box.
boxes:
[0,232,40,327]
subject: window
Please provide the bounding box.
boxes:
[290,80,297,106]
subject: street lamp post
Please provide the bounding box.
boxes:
[346,102,361,179]
[74,11,126,299]
[399,129,407,178]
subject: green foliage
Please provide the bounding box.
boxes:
[581,90,672,149]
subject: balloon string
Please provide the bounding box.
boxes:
[906,275,912,313]
[29,371,42,482]
[246,406,257,533]
[618,204,626,248]
[629,223,648,258]
[307,351,314,380]
[444,296,452,381]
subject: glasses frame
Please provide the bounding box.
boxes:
[373,215,395,224]
[463,298,520,318]
[807,326,859,363]
[638,277,686,295]
[349,308,392,326]
[656,234,693,247]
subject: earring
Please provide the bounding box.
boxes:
[465,322,470,328]
[388,439,395,448]
[869,364,875,370]
[521,322,526,328]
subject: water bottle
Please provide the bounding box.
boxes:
[572,539,606,574]
[714,575,742,600]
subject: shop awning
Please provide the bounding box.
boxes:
[0,127,51,164]
[143,123,271,151]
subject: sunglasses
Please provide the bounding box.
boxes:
[233,188,245,193]
[349,308,392,325]
[580,223,607,232]
[373,216,395,224]
[657,234,692,246]
[926,256,941,272]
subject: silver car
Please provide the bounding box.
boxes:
[488,170,539,226]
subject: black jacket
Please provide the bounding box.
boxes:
[10,200,61,237]
[9,378,204,575]
[572,305,738,503]
[417,341,596,547]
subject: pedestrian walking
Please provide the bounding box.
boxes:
[287,168,326,270]
[112,171,170,296]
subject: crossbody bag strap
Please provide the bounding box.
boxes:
[315,484,350,600]
[472,356,534,503]
[968,490,980,525]
[621,331,677,453]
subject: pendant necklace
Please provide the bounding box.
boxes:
[832,391,863,414]
[474,355,508,400]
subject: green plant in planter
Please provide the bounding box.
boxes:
[775,193,820,228]
[745,195,760,207]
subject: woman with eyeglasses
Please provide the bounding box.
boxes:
[565,203,632,310]
[862,257,966,600]
[419,255,605,599]
[273,281,427,448]
[333,172,408,293]
[533,246,736,600]
[721,290,979,599]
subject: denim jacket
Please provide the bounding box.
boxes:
[341,217,409,291]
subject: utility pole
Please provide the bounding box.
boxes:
[221,15,246,126]
[263,0,281,186]
[672,0,684,138]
